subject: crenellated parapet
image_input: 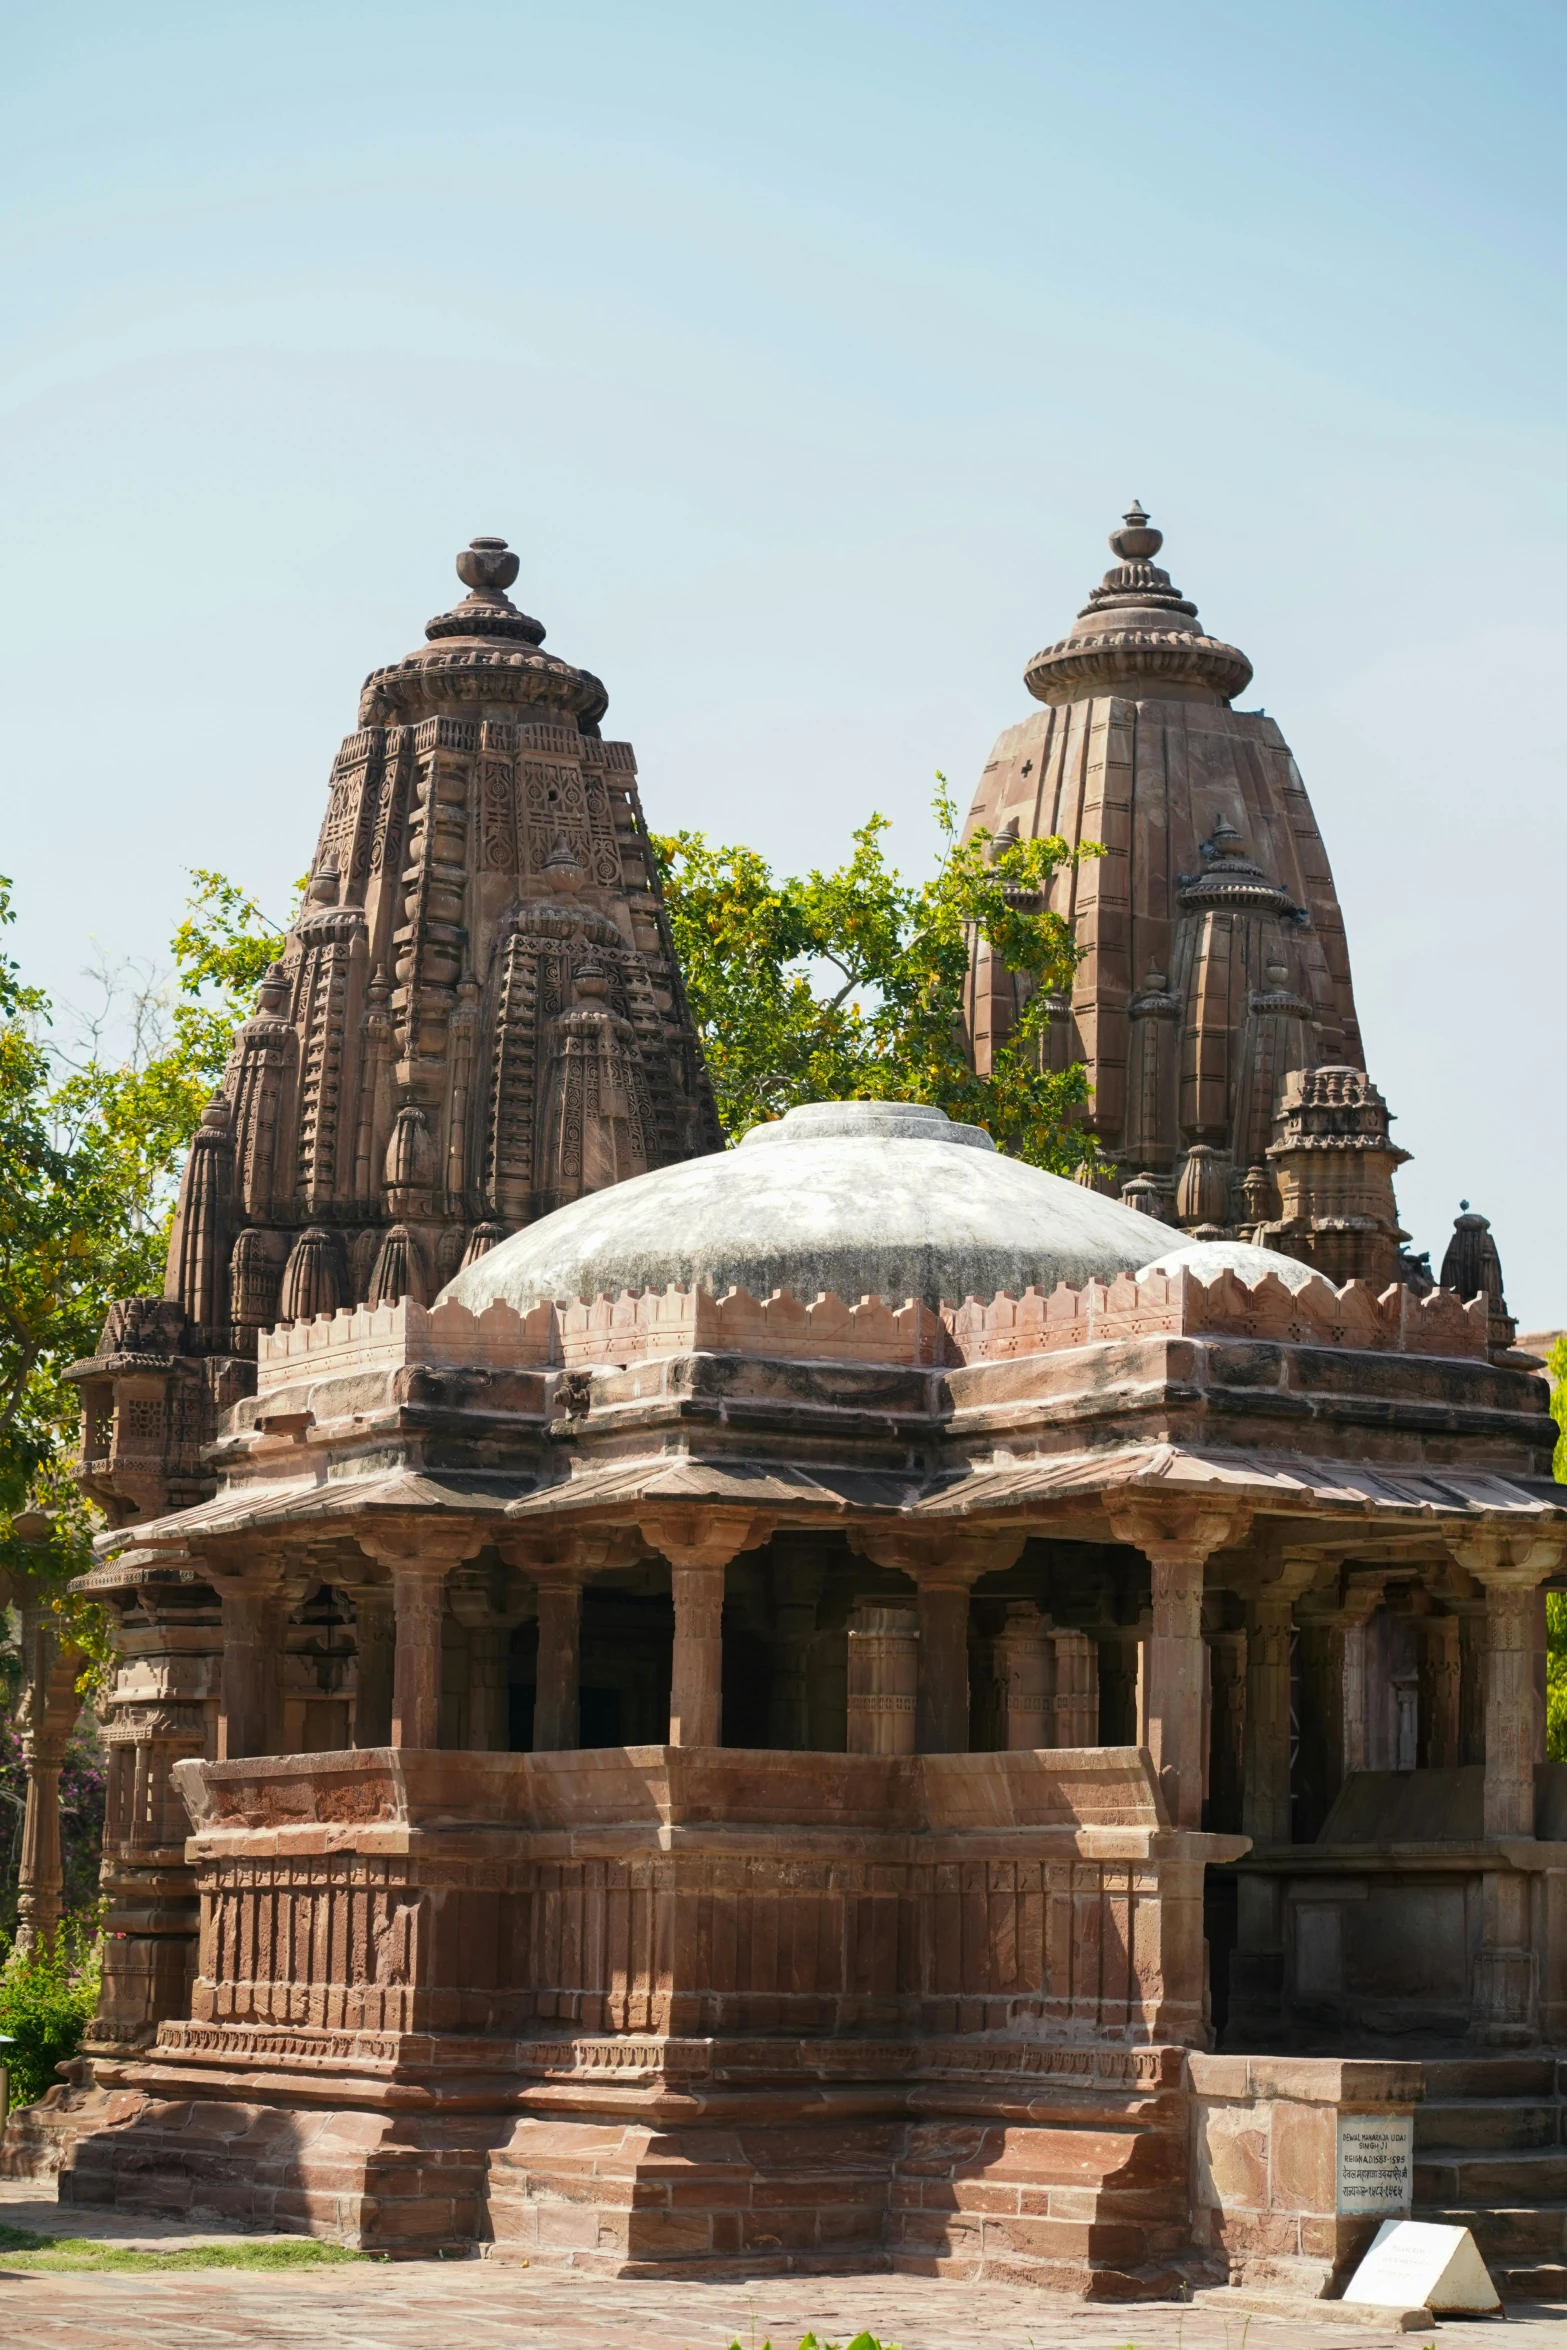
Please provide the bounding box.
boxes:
[240,1256,1492,1392]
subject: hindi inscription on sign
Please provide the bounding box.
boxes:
[1336,2113,1413,2215]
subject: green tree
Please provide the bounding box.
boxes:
[1546,1336,1567,1761]
[0,870,287,1611]
[652,781,1100,1169]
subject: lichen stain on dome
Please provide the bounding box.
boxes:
[437,1099,1176,1315]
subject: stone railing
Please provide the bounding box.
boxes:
[254,1264,1489,1396]
[166,1743,1232,2048]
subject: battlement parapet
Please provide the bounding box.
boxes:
[253,1263,1490,1394]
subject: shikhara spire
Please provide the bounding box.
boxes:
[964,505,1414,1292]
[76,535,720,1526]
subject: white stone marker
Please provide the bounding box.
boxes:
[1345,2220,1500,2313]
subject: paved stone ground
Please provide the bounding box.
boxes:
[0,2184,1557,2350]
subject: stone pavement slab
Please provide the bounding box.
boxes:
[3,2179,1560,2350]
[0,2259,1560,2350]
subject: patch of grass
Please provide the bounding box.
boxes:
[737,2334,902,2350]
[0,2221,365,2272]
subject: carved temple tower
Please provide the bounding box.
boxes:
[75,535,720,1527]
[57,537,719,2060]
[962,506,1409,1286]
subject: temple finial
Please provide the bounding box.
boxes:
[456,534,521,594]
[1109,501,1163,560]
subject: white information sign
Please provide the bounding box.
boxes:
[1345,2219,1500,2313]
[1336,2112,1413,2215]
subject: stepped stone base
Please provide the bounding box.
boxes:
[0,2077,135,2181]
[31,2049,1193,2290]
[1413,2050,1567,2299]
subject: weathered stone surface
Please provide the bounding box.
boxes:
[69,534,720,1533]
[960,508,1410,1291]
[441,1100,1178,1316]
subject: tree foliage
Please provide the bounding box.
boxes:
[0,871,287,1611]
[652,781,1100,1169]
[1547,1336,1567,1763]
[0,1912,102,2107]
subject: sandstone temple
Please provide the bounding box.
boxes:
[2,518,1564,2310]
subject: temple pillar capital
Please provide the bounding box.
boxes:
[637,1508,770,1572]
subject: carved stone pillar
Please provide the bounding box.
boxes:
[994,1603,1053,1750]
[1096,1629,1140,1745]
[449,1560,532,1751]
[466,1626,511,1751]
[1477,1579,1542,1839]
[1456,1599,1489,1765]
[212,1561,288,1760]
[850,1532,1022,1758]
[846,1602,919,1755]
[1206,1627,1247,1833]
[1108,1504,1250,1827]
[359,1526,485,1751]
[1050,1628,1099,1749]
[640,1510,769,1748]
[348,1582,395,1747]
[1227,1580,1306,2042]
[76,1560,220,2061]
[913,1578,973,1754]
[768,1543,827,1750]
[503,1528,647,1754]
[12,1595,83,1958]
[1418,1613,1462,1770]
[668,1566,725,1746]
[391,1566,449,1749]
[1451,1532,1566,2045]
[1341,1606,1372,1778]
[1292,1576,1379,1840]
[534,1580,583,1751]
[1242,1593,1295,1851]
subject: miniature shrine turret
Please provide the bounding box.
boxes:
[961,505,1410,1287]
[71,535,720,1524]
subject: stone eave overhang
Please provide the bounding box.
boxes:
[497,1438,1567,1551]
[63,1349,202,1382]
[80,1467,538,1572]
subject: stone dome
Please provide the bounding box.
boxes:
[439,1099,1176,1313]
[1138,1237,1330,1295]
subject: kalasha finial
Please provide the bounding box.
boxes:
[457,534,521,594]
[1109,501,1163,561]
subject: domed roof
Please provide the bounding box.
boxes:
[1137,1237,1330,1295]
[439,1100,1175,1313]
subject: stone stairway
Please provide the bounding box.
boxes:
[1414,2055,1567,2298]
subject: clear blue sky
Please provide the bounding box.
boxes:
[3,2,1563,1320]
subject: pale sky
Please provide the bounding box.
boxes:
[2,2,1563,1322]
